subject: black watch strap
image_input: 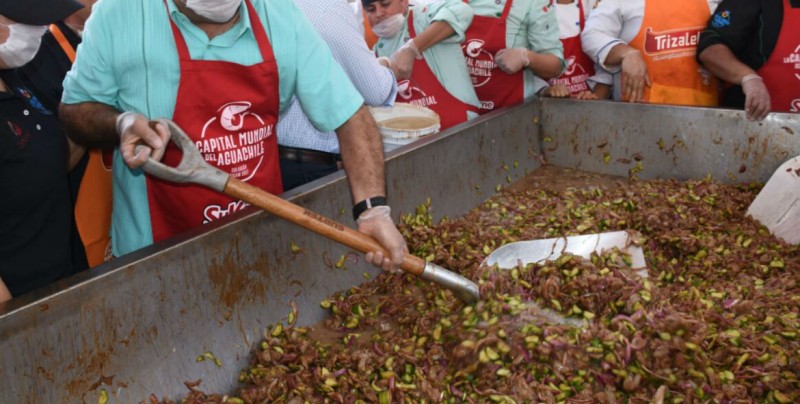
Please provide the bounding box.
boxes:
[352,196,388,221]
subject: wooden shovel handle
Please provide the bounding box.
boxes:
[224,177,426,276]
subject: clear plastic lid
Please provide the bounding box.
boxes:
[369,103,441,141]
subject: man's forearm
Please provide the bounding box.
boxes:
[336,106,387,204]
[698,44,755,85]
[59,102,121,149]
[527,51,563,79]
[412,21,455,53]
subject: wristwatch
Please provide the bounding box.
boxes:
[352,196,387,221]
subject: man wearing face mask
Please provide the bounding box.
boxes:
[15,0,110,270]
[367,0,480,130]
[60,0,409,272]
[0,0,86,303]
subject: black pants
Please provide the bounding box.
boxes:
[279,159,340,190]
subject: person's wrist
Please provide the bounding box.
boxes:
[404,39,422,59]
[356,205,392,223]
[740,73,762,86]
[116,112,140,136]
[353,196,388,221]
[520,48,530,68]
[620,49,639,62]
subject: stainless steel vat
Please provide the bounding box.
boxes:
[0,99,796,402]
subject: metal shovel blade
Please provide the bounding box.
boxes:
[482,230,648,278]
[747,156,800,245]
[481,230,648,327]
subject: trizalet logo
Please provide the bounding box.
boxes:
[643,27,702,55]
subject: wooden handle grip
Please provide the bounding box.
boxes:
[224,178,426,276]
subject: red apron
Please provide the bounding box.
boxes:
[758,0,800,113]
[462,0,525,113]
[548,0,595,95]
[397,10,477,130]
[148,0,282,242]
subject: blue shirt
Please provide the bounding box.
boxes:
[277,0,397,154]
[62,0,364,256]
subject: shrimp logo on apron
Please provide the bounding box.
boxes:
[195,101,273,182]
[463,39,496,87]
[398,80,438,108]
[783,44,800,81]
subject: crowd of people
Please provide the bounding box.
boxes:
[0,0,797,303]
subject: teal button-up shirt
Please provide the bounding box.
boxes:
[62,0,364,256]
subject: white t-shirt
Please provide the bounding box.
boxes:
[555,0,594,39]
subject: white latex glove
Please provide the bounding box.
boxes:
[356,206,408,272]
[741,74,771,121]
[117,112,171,169]
[620,50,651,103]
[390,39,422,80]
[494,48,530,75]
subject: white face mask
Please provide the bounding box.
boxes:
[185,0,242,23]
[372,13,405,39]
[0,24,47,69]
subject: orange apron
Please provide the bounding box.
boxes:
[50,23,113,267]
[629,0,717,106]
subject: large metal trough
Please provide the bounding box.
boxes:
[0,99,797,402]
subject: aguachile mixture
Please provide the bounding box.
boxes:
[161,173,799,404]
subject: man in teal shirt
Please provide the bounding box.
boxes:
[60,0,407,271]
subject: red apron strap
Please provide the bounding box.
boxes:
[164,0,274,62]
[243,0,275,61]
[501,0,514,21]
[578,0,586,30]
[163,0,192,61]
[407,10,416,37]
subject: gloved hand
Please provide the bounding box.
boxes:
[619,50,651,103]
[356,205,408,272]
[390,39,422,80]
[117,112,171,169]
[494,48,530,74]
[741,74,771,121]
[542,83,570,98]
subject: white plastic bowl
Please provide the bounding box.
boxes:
[369,103,441,147]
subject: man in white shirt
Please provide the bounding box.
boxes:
[278,0,398,189]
